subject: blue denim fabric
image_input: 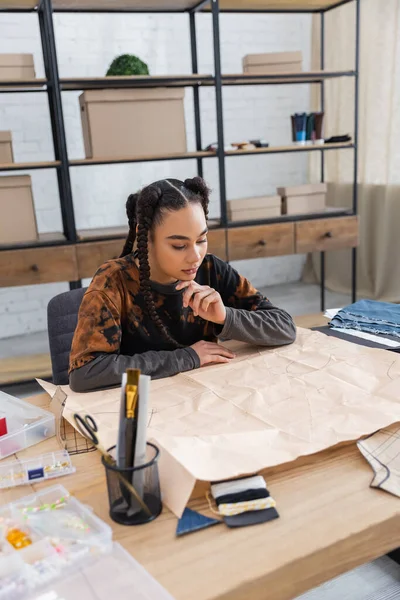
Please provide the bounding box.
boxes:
[330,300,400,338]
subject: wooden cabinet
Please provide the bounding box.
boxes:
[295,216,358,254]
[76,240,124,279]
[207,228,227,261]
[227,223,295,261]
[0,246,78,287]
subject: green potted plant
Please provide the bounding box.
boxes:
[106,54,149,77]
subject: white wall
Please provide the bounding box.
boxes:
[0,11,311,338]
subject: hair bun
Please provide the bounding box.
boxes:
[184,177,210,200]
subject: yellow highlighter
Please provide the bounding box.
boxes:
[126,368,140,419]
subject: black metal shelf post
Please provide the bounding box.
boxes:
[189,10,203,178]
[211,0,229,261]
[352,0,360,304]
[38,0,81,289]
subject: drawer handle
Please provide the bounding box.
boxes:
[323,231,333,239]
[30,264,39,272]
[257,240,267,247]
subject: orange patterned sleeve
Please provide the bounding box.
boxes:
[69,289,122,372]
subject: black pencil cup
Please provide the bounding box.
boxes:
[102,442,162,525]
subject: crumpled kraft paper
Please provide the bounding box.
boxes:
[38,328,400,517]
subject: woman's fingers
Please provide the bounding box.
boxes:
[207,343,235,359]
[182,282,197,308]
[205,355,231,364]
[201,291,220,312]
[191,288,214,315]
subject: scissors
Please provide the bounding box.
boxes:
[72,413,151,517]
[73,413,100,447]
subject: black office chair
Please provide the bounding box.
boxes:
[47,287,86,385]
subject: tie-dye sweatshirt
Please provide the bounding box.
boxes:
[69,253,296,392]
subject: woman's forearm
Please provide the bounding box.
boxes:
[219,306,296,346]
[69,347,200,392]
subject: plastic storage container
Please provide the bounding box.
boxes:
[0,391,55,459]
[26,542,175,600]
[0,450,75,489]
[0,484,113,599]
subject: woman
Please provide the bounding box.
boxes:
[69,177,296,392]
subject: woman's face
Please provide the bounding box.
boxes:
[148,203,208,284]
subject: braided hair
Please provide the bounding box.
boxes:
[120,177,210,347]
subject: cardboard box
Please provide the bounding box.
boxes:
[227,195,281,222]
[229,206,281,222]
[277,183,327,215]
[0,54,35,80]
[0,131,13,164]
[243,51,302,75]
[228,194,281,211]
[0,175,38,244]
[277,183,327,197]
[79,88,187,159]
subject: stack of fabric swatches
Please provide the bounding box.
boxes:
[211,475,278,528]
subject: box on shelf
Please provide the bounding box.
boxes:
[277,183,327,215]
[79,87,187,159]
[0,132,14,164]
[242,51,302,75]
[0,54,35,80]
[0,175,38,244]
[227,195,281,222]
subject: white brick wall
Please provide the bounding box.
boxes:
[0,11,311,338]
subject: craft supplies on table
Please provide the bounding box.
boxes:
[107,369,161,525]
[0,451,75,489]
[209,475,279,528]
[0,391,55,460]
[26,542,175,600]
[0,484,112,599]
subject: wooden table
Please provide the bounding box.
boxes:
[4,314,400,600]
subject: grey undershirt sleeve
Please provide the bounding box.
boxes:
[218,305,296,346]
[69,347,200,393]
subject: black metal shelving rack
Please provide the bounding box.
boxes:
[0,0,360,310]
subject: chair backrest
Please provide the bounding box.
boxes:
[47,287,86,385]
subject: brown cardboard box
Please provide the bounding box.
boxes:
[228,194,281,211]
[0,54,35,80]
[277,183,327,215]
[0,175,38,244]
[277,183,327,197]
[79,87,187,159]
[243,51,302,75]
[227,195,281,221]
[229,206,281,222]
[0,132,14,164]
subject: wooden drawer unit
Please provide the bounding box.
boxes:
[207,228,227,261]
[0,245,78,287]
[76,239,124,279]
[227,223,294,261]
[295,216,358,254]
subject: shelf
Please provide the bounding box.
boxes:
[0,160,60,172]
[60,70,354,91]
[0,354,52,386]
[0,0,352,12]
[227,207,353,228]
[0,232,66,252]
[225,141,354,157]
[207,0,353,11]
[0,79,47,91]
[222,70,356,85]
[61,74,213,90]
[77,219,221,241]
[70,150,215,167]
[77,226,129,241]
